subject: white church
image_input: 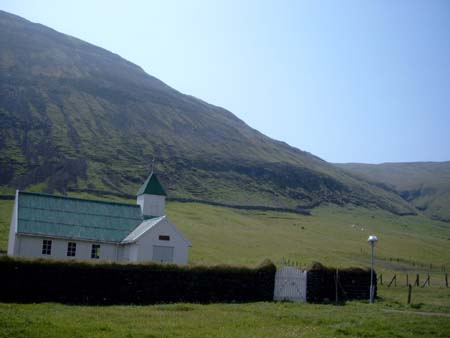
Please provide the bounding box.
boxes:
[7,173,191,265]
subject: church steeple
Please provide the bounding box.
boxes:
[136,173,167,217]
[136,173,167,196]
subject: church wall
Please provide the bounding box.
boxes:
[135,218,189,265]
[14,235,119,261]
[7,190,19,256]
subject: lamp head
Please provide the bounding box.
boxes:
[368,235,378,244]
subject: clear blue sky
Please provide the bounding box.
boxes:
[2,0,450,163]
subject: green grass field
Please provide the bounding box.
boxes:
[1,286,449,338]
[1,198,449,337]
[167,202,450,272]
[1,198,450,270]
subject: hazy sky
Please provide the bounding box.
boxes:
[2,0,450,163]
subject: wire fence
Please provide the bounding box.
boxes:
[377,272,449,288]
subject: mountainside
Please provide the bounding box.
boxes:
[0,10,415,215]
[336,162,450,221]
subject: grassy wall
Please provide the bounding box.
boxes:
[0,257,276,304]
[307,262,376,303]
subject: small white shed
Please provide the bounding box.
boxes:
[7,173,191,265]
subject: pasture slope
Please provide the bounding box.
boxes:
[1,197,449,270]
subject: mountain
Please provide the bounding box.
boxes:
[0,10,415,215]
[336,162,450,221]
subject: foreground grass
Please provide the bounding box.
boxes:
[379,284,450,314]
[1,287,449,338]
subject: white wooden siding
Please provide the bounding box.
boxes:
[15,235,118,261]
[137,194,165,216]
[152,245,174,263]
[135,218,189,265]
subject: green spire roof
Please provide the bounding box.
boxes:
[137,173,167,196]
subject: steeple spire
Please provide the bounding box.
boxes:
[136,171,167,217]
[150,155,155,174]
[136,173,167,196]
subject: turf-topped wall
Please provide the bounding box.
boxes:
[0,257,276,304]
[307,263,376,303]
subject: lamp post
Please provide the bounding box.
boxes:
[368,235,378,304]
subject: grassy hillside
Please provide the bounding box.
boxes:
[1,198,449,272]
[336,162,450,221]
[169,203,450,271]
[0,10,416,215]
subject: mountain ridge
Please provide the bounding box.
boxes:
[0,10,417,216]
[336,161,450,221]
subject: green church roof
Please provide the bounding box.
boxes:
[136,173,167,196]
[17,192,143,242]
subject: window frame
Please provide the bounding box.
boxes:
[91,244,100,259]
[67,242,77,257]
[42,239,52,255]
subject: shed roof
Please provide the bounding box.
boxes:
[17,192,143,242]
[121,216,165,243]
[121,215,192,246]
[136,173,167,196]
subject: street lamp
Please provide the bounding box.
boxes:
[368,235,378,304]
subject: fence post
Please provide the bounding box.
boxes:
[428,274,430,287]
[415,274,419,287]
[421,274,430,288]
[388,275,396,287]
[407,284,412,304]
[446,273,448,288]
[406,274,409,286]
